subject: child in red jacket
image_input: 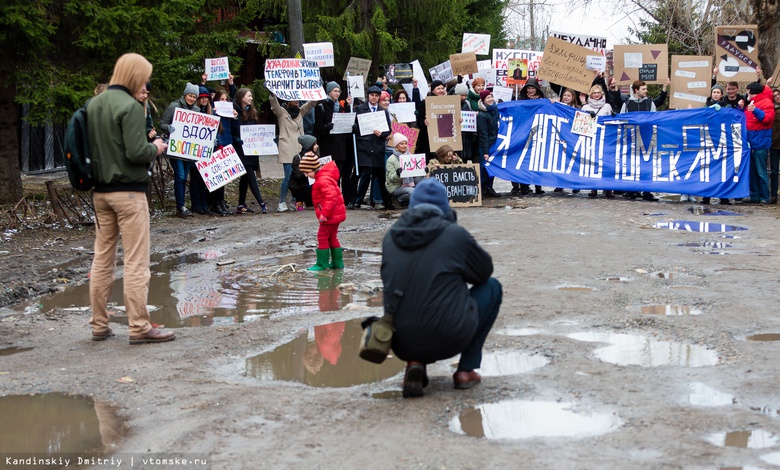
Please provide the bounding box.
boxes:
[298,135,347,270]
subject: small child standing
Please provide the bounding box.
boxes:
[299,144,346,271]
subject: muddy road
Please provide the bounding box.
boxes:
[2,168,780,469]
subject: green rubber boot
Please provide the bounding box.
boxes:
[308,249,331,271]
[330,247,344,269]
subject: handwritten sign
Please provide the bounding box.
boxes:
[715,25,759,82]
[462,33,491,55]
[399,154,427,178]
[429,60,453,83]
[429,164,482,207]
[670,55,713,109]
[388,102,416,123]
[461,111,477,132]
[196,145,246,192]
[537,37,594,93]
[343,57,372,81]
[491,86,513,103]
[550,31,608,55]
[168,109,220,161]
[571,111,596,137]
[303,42,334,67]
[331,113,356,134]
[240,124,278,156]
[391,122,420,153]
[205,57,230,81]
[613,44,669,85]
[264,58,326,101]
[450,51,479,76]
[347,75,365,100]
[214,101,234,118]
[586,55,606,72]
[425,95,461,151]
[357,111,389,136]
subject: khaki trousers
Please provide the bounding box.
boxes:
[89,191,152,336]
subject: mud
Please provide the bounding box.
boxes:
[3,168,780,468]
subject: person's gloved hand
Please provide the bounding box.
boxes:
[325,122,334,131]
[709,103,721,111]
[396,168,402,176]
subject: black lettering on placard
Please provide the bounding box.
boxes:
[429,164,482,207]
[638,64,658,81]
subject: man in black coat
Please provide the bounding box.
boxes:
[381,178,502,398]
[351,85,393,209]
[315,81,355,203]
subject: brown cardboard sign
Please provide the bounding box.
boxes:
[449,51,479,76]
[613,44,669,85]
[425,95,462,151]
[670,55,713,109]
[536,37,595,93]
[714,25,759,83]
[429,163,482,207]
[343,57,372,81]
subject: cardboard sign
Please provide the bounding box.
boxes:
[343,57,372,81]
[391,122,420,153]
[493,49,543,86]
[264,58,326,101]
[388,102,416,123]
[357,111,389,136]
[613,44,669,85]
[240,124,278,156]
[429,163,482,207]
[429,60,454,83]
[347,75,365,100]
[670,55,713,109]
[506,58,528,86]
[167,109,220,161]
[303,42,334,67]
[399,154,427,178]
[461,111,477,132]
[196,145,246,192]
[330,113,356,134]
[425,95,462,151]
[492,86,513,103]
[550,31,608,55]
[214,101,234,118]
[537,37,595,93]
[715,25,759,83]
[462,33,491,55]
[450,51,479,76]
[205,57,230,81]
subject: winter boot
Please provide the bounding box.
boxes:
[308,249,331,271]
[330,247,344,269]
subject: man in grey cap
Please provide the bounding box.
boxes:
[350,85,393,209]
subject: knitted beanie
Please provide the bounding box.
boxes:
[326,81,340,94]
[183,82,199,96]
[299,153,321,173]
[298,134,317,153]
[393,133,408,147]
[409,178,450,214]
[479,90,492,101]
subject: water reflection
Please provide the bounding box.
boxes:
[685,382,734,406]
[639,305,703,316]
[567,332,719,367]
[466,351,548,377]
[652,221,747,232]
[706,430,778,448]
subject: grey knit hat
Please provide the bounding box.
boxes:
[711,84,724,94]
[454,83,469,96]
[298,134,317,152]
[326,81,340,94]
[183,82,199,96]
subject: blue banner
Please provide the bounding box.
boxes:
[486,100,750,198]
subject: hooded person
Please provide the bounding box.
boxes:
[381,178,502,398]
[160,82,199,218]
[518,77,543,100]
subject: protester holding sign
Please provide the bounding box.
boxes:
[580,85,614,199]
[414,79,448,159]
[350,86,393,210]
[477,89,500,198]
[208,90,236,215]
[516,78,546,196]
[315,81,354,202]
[745,81,775,204]
[771,87,780,204]
[427,144,463,171]
[232,88,268,214]
[189,87,215,215]
[385,133,418,206]
[160,82,199,218]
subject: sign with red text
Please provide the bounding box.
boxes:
[462,33,491,55]
[205,57,230,81]
[493,49,543,86]
[168,109,220,161]
[303,42,334,67]
[400,154,427,178]
[196,145,246,192]
[264,58,326,101]
[391,122,420,153]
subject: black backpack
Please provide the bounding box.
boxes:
[63,101,94,191]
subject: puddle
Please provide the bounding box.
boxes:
[496,328,542,336]
[751,406,780,418]
[669,285,702,290]
[461,351,548,376]
[33,250,382,328]
[652,221,748,232]
[677,241,732,249]
[245,318,404,387]
[647,271,680,279]
[720,235,741,239]
[567,332,719,367]
[0,346,34,356]
[642,212,668,216]
[0,394,124,458]
[761,452,780,466]
[449,400,622,439]
[706,430,778,448]
[686,382,735,406]
[687,207,744,216]
[557,286,594,291]
[638,305,703,316]
[371,390,404,399]
[747,333,780,342]
[604,277,631,282]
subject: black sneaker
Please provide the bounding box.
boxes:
[402,362,426,398]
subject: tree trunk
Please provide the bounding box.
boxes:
[0,81,23,204]
[287,0,304,56]
[757,0,780,73]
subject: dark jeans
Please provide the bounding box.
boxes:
[238,164,265,206]
[169,158,192,208]
[480,154,494,192]
[458,277,502,371]
[749,148,770,202]
[354,166,390,206]
[189,165,208,210]
[770,148,779,199]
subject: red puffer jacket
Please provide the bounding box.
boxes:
[312,161,346,225]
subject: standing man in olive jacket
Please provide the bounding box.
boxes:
[87,53,175,345]
[381,178,502,398]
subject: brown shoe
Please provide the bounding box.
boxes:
[92,328,115,342]
[129,328,176,345]
[402,361,426,398]
[453,370,482,389]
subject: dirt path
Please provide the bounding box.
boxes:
[2,181,780,469]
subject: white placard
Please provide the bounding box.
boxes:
[331,113,356,134]
[673,92,708,103]
[196,144,246,192]
[461,111,477,132]
[303,42,334,67]
[357,111,389,136]
[402,60,428,99]
[477,60,493,70]
[679,60,710,68]
[264,58,326,101]
[586,55,606,72]
[492,86,513,103]
[687,81,708,89]
[462,33,491,55]
[675,70,697,78]
[400,154,427,178]
[240,124,278,156]
[214,101,234,118]
[347,75,365,100]
[492,49,544,86]
[550,31,608,54]
[429,60,453,83]
[388,102,416,123]
[319,156,332,165]
[205,57,230,81]
[167,108,221,161]
[571,110,596,138]
[624,53,643,69]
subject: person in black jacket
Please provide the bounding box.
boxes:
[476,89,499,198]
[350,86,393,209]
[315,81,354,203]
[381,178,502,398]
